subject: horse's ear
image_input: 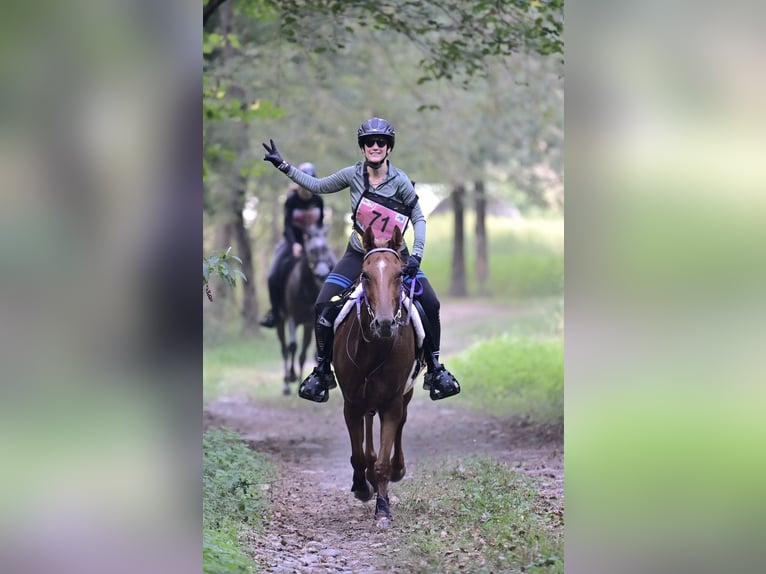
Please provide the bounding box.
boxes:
[363,226,376,251]
[389,225,404,253]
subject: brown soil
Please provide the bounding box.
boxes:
[203,301,563,573]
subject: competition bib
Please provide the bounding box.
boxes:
[354,195,411,241]
[291,206,321,231]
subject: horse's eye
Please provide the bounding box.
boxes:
[361,272,369,281]
[395,271,403,280]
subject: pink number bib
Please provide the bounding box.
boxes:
[355,196,411,241]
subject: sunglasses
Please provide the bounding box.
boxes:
[362,138,390,148]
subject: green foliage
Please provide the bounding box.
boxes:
[275,0,563,84]
[203,426,275,573]
[202,0,563,203]
[204,247,247,301]
[451,335,563,422]
[203,528,254,574]
[203,426,274,530]
[394,455,563,573]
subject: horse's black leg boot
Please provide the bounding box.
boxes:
[414,301,461,401]
[298,304,341,403]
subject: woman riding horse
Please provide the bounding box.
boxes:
[262,117,461,403]
[260,161,325,329]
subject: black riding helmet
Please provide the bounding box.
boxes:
[357,117,395,150]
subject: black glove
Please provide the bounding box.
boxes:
[403,254,421,278]
[262,139,290,173]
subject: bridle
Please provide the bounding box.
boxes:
[356,247,413,340]
[343,246,417,391]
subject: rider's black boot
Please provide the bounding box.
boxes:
[259,308,276,328]
[298,306,340,403]
[422,349,461,401]
[260,271,283,329]
[413,299,461,401]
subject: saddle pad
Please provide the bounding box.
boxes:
[334,284,426,348]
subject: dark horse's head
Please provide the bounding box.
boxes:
[303,225,336,283]
[361,225,405,339]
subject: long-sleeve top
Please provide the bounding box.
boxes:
[285,161,426,257]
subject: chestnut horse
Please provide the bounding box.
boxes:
[333,225,420,527]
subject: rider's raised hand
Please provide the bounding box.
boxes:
[262,139,290,173]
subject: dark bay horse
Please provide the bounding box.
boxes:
[333,225,420,527]
[277,224,336,396]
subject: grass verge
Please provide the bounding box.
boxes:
[451,335,563,423]
[392,455,563,573]
[203,427,275,574]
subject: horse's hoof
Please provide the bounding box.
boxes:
[353,489,373,502]
[282,387,291,396]
[351,480,373,502]
[375,515,392,528]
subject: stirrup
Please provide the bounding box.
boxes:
[423,366,461,401]
[298,366,337,403]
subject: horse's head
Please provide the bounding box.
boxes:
[304,225,335,282]
[361,225,405,339]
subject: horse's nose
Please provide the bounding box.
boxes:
[373,317,394,338]
[314,262,330,278]
[315,262,331,280]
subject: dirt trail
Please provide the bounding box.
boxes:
[203,301,563,573]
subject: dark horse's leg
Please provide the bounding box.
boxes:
[297,318,313,383]
[344,401,373,502]
[391,387,413,483]
[287,319,298,382]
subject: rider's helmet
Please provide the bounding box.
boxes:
[357,118,395,150]
[298,162,317,176]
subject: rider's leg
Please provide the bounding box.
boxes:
[298,245,363,403]
[260,241,289,328]
[413,275,461,400]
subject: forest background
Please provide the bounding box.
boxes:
[202,0,564,331]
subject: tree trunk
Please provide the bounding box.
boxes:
[220,2,259,334]
[231,186,258,334]
[449,184,467,297]
[474,179,489,295]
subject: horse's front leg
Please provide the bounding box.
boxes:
[374,401,404,527]
[297,320,313,382]
[344,401,373,502]
[287,320,298,382]
[391,388,413,483]
[364,412,377,491]
[276,323,292,395]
